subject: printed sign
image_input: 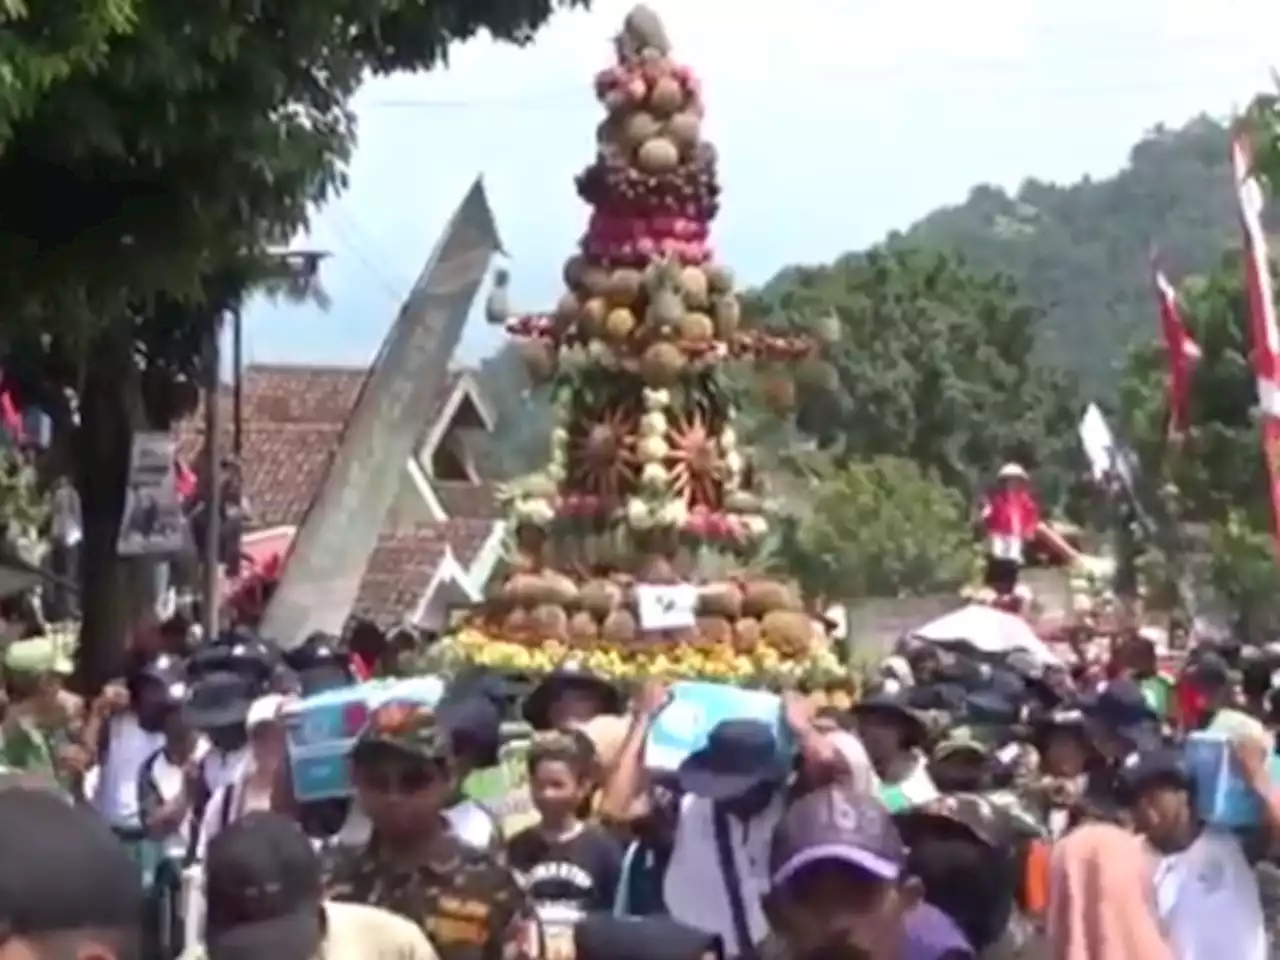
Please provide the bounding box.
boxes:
[117,432,185,556]
[635,583,697,631]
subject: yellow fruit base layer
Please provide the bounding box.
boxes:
[447,627,850,689]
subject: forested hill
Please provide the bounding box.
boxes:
[895,115,1237,394]
[476,115,1247,477]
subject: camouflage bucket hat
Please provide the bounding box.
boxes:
[351,702,453,767]
[893,792,1012,850]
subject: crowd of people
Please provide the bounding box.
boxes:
[1,608,1279,960]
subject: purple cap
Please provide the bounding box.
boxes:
[769,785,906,887]
[902,903,974,960]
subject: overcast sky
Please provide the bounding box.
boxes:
[243,0,1280,369]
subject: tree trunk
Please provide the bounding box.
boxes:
[74,326,143,693]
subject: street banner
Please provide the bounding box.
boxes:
[117,431,186,556]
[1231,131,1280,559]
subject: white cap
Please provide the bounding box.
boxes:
[245,693,286,731]
[997,462,1029,480]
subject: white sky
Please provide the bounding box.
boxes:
[244,0,1280,367]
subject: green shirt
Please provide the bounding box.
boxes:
[1139,674,1173,718]
[0,716,55,779]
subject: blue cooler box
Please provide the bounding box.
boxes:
[645,681,790,772]
[1183,730,1280,828]
[285,675,445,802]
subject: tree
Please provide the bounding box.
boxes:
[778,456,971,601]
[744,245,1084,510]
[0,0,586,686]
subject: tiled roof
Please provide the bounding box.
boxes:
[178,363,503,624]
[177,365,477,528]
[351,524,452,626]
[433,480,501,520]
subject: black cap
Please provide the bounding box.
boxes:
[575,915,723,960]
[204,812,324,960]
[183,671,258,730]
[0,789,144,937]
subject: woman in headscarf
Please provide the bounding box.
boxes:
[1047,822,1173,960]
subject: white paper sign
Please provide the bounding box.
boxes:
[635,583,697,631]
[117,432,186,556]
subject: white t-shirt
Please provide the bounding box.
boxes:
[92,714,166,829]
[196,772,274,860]
[141,744,208,858]
[663,793,784,957]
[1154,830,1267,960]
[179,900,439,960]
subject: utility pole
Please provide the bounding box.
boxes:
[232,304,243,462]
[201,316,222,644]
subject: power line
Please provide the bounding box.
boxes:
[327,208,409,304]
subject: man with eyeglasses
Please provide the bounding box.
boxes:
[325,703,536,960]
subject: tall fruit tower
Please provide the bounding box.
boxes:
[457,5,841,688]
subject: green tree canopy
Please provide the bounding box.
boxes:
[744,245,1084,510]
[0,0,584,685]
[778,456,972,601]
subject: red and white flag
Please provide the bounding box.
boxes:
[1151,260,1201,436]
[1231,130,1280,555]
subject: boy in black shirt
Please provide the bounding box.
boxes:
[507,731,622,942]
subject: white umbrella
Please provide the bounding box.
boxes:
[912,604,1062,669]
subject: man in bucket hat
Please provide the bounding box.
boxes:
[659,717,792,958]
[853,690,938,812]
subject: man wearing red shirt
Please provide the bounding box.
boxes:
[980,462,1041,596]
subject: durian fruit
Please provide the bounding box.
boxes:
[648,76,684,116]
[666,112,701,155]
[568,611,600,645]
[605,306,638,341]
[711,295,741,338]
[679,311,714,343]
[580,266,610,299]
[679,266,709,308]
[742,579,801,617]
[580,578,622,619]
[580,297,608,338]
[563,255,587,290]
[733,616,762,649]
[602,609,639,646]
[530,604,570,641]
[502,573,545,609]
[640,342,686,386]
[537,570,581,607]
[519,340,558,383]
[607,268,644,305]
[704,264,734,295]
[503,608,532,637]
[760,610,814,653]
[696,615,733,646]
[637,553,678,584]
[622,112,663,150]
[698,581,744,619]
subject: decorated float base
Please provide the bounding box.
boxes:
[441,626,856,707]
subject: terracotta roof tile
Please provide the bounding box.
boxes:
[443,517,498,569]
[351,524,451,626]
[432,481,500,520]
